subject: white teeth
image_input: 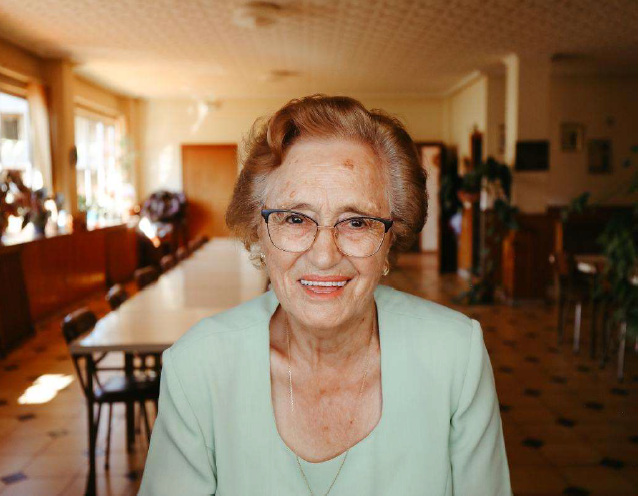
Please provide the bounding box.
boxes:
[300,279,348,287]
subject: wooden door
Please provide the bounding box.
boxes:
[182,144,237,239]
[419,145,441,253]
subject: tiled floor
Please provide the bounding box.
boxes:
[0,253,636,495]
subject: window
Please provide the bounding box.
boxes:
[0,92,32,177]
[75,113,135,224]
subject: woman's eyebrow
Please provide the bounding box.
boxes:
[278,202,381,218]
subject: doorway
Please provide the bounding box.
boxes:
[181,144,238,240]
[419,145,441,254]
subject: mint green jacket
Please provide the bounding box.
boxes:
[139,285,511,495]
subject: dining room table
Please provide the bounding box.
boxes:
[68,238,267,495]
[574,252,637,377]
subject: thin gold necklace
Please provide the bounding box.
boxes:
[285,313,375,496]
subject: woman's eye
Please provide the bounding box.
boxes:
[348,219,365,228]
[285,215,304,224]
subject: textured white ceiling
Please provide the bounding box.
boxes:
[0,0,636,99]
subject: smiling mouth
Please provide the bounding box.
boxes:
[300,279,348,287]
[298,277,351,295]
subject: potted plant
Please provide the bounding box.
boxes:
[0,170,32,239]
[457,157,518,304]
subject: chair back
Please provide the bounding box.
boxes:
[176,246,188,262]
[135,266,160,290]
[160,254,176,272]
[106,284,128,310]
[191,235,208,251]
[61,308,99,399]
[61,307,97,344]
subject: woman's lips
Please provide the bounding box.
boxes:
[298,277,351,298]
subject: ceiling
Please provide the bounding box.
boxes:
[0,0,636,100]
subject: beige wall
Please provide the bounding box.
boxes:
[139,96,444,198]
[442,75,488,171]
[74,76,127,115]
[547,74,637,207]
[0,37,43,83]
[486,75,506,162]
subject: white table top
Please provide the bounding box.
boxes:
[69,238,267,354]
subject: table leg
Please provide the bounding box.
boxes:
[85,358,97,496]
[589,297,598,359]
[617,322,627,382]
[125,352,135,452]
[573,302,582,354]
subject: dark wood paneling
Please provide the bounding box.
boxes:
[1,225,138,324]
[0,245,33,355]
[106,226,138,285]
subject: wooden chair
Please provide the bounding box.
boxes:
[550,252,593,353]
[176,246,188,262]
[62,308,159,488]
[105,284,128,310]
[160,254,176,272]
[134,266,160,290]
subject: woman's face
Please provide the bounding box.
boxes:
[259,137,392,330]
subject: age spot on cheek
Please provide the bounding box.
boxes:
[343,159,355,170]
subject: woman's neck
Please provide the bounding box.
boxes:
[277,301,378,375]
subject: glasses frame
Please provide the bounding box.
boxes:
[260,208,393,258]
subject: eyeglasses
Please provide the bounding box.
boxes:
[261,209,393,258]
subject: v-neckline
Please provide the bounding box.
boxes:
[263,287,389,466]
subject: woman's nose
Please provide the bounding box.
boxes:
[306,227,342,268]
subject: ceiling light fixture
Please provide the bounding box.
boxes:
[232,1,283,29]
[258,69,300,82]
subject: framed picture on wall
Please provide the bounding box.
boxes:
[560,122,585,152]
[515,140,549,171]
[587,139,612,174]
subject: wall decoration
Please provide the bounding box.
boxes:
[587,139,612,174]
[498,124,505,154]
[560,122,584,152]
[515,140,549,171]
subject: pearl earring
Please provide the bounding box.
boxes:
[382,261,390,276]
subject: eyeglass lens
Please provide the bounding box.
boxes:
[266,211,386,257]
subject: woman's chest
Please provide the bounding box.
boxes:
[269,352,383,463]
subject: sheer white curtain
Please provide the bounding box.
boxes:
[26,81,52,192]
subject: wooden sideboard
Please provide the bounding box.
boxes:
[0,223,138,355]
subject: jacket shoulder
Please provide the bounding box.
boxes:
[377,285,472,330]
[169,291,275,359]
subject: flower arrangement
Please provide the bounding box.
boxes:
[0,170,60,238]
[0,170,32,237]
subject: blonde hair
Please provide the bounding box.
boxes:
[226,94,427,265]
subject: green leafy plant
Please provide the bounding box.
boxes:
[564,145,637,338]
[457,157,519,305]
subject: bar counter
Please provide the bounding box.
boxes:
[0,222,138,355]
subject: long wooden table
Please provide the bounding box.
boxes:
[69,238,266,494]
[69,238,266,353]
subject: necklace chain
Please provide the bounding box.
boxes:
[285,314,375,496]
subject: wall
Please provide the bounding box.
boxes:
[547,74,637,207]
[486,75,506,162]
[0,37,43,83]
[139,96,444,197]
[442,75,488,172]
[74,76,126,116]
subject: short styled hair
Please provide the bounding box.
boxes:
[225,94,427,265]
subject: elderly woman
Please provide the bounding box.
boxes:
[140,95,511,495]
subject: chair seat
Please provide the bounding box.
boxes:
[94,374,160,403]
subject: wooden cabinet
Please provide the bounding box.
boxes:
[0,224,138,350]
[0,245,33,356]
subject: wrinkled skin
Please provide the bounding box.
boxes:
[259,137,392,370]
